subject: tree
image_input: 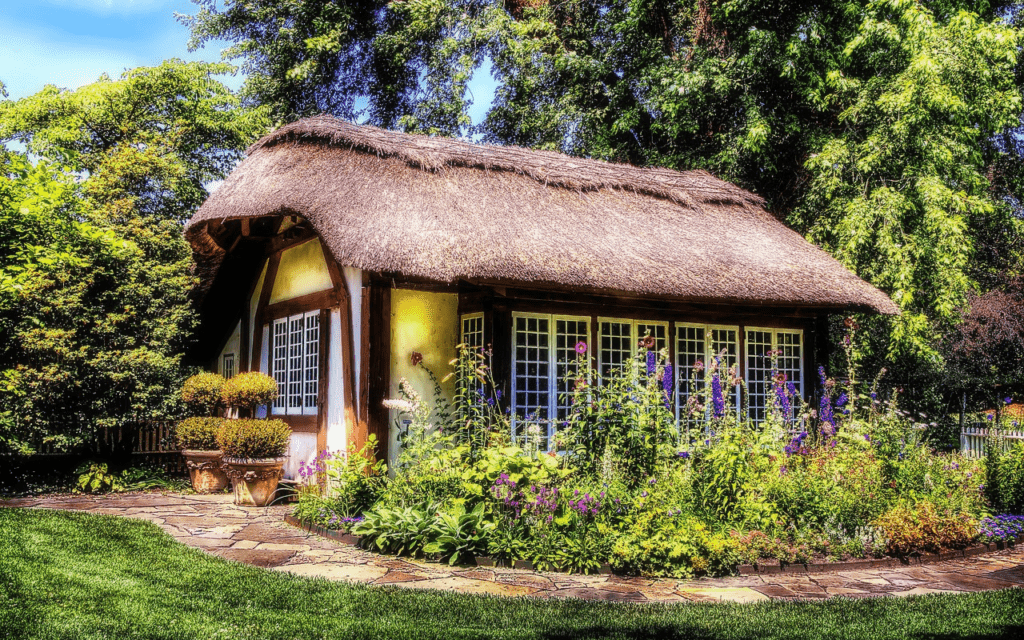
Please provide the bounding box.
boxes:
[182,3,1024,363]
[0,61,267,456]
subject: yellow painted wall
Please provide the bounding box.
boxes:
[269,238,333,304]
[388,289,459,463]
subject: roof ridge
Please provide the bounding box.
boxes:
[248,116,766,210]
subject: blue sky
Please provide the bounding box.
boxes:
[1,0,496,126]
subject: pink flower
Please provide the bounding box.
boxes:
[575,341,588,355]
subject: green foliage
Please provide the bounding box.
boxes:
[216,418,290,459]
[352,504,438,557]
[988,442,1024,514]
[75,462,117,494]
[220,372,278,412]
[873,500,978,555]
[423,502,493,565]
[0,60,264,456]
[611,515,738,578]
[174,417,224,451]
[302,435,387,518]
[180,373,226,417]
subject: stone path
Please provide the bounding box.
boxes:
[4,492,1024,603]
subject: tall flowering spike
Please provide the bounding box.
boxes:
[646,351,657,376]
[818,365,827,386]
[662,363,674,396]
[820,394,835,435]
[711,372,726,418]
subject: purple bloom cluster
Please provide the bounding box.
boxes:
[299,449,335,480]
[569,492,601,517]
[819,394,836,436]
[646,351,657,376]
[979,514,1024,543]
[784,431,809,456]
[711,372,726,419]
[491,473,559,521]
[662,363,674,409]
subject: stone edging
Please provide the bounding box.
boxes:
[737,535,1024,575]
[286,514,1023,579]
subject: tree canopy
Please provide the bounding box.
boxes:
[0,61,267,455]
[183,0,1024,368]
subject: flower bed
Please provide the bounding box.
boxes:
[291,327,1024,577]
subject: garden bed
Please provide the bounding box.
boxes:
[285,513,1022,577]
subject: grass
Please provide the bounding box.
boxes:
[1,509,1023,639]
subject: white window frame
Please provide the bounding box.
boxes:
[674,323,742,425]
[596,317,669,377]
[510,312,590,450]
[744,327,805,425]
[460,312,485,351]
[270,311,320,417]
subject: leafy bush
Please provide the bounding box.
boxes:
[221,372,278,412]
[297,436,386,518]
[873,501,977,555]
[174,417,223,451]
[424,502,493,565]
[990,443,1024,514]
[352,504,437,557]
[292,494,365,531]
[75,462,117,494]
[181,373,225,416]
[217,419,290,459]
[611,515,738,578]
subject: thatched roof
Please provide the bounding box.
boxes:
[186,116,898,314]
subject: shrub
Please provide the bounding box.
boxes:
[292,494,366,531]
[221,372,278,412]
[873,501,977,555]
[611,515,738,578]
[181,372,226,416]
[217,419,290,459]
[992,443,1024,514]
[174,417,223,451]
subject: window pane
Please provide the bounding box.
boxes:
[554,319,590,438]
[222,353,235,380]
[599,321,633,377]
[272,319,289,412]
[636,322,668,352]
[288,316,305,410]
[461,314,484,351]
[709,327,740,409]
[675,325,706,427]
[303,313,320,410]
[776,331,802,397]
[745,330,774,425]
[513,315,550,448]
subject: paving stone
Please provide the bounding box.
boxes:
[752,585,800,599]
[676,587,770,603]
[255,542,311,552]
[275,563,386,582]
[217,548,295,568]
[924,573,1016,592]
[374,571,430,584]
[540,587,647,602]
[892,586,962,597]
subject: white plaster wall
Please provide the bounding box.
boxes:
[217,321,240,376]
[284,432,317,480]
[326,308,346,453]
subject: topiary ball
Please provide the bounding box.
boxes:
[217,419,291,459]
[181,372,226,416]
[221,372,279,411]
[175,417,224,451]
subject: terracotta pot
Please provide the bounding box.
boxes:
[223,457,285,506]
[182,450,229,494]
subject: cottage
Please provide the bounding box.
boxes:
[185,116,897,478]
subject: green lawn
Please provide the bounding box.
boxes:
[1,509,1023,640]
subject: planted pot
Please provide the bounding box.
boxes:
[223,457,286,506]
[182,449,229,494]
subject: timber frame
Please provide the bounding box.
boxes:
[200,218,838,465]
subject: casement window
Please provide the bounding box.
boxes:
[745,328,804,424]
[675,324,741,426]
[597,318,668,377]
[270,311,320,416]
[510,313,589,450]
[222,353,235,379]
[461,313,485,351]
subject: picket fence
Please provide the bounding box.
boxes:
[28,421,185,473]
[960,424,1024,458]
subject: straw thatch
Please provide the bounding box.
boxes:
[186,116,898,314]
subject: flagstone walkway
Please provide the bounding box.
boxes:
[4,492,1024,603]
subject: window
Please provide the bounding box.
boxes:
[675,324,740,426]
[597,318,668,377]
[271,311,320,416]
[222,353,235,379]
[461,313,484,351]
[511,313,589,450]
[745,328,803,424]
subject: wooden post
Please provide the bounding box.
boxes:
[366,284,392,463]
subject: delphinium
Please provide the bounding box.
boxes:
[978,514,1024,543]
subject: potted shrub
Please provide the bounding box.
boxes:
[176,417,229,493]
[219,372,289,506]
[178,372,229,493]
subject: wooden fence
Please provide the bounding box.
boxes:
[27,421,185,473]
[960,424,1024,458]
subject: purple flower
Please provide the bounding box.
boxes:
[575,341,588,355]
[646,351,657,376]
[1005,397,1013,405]
[662,363,674,398]
[836,393,848,407]
[711,373,726,418]
[678,451,690,459]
